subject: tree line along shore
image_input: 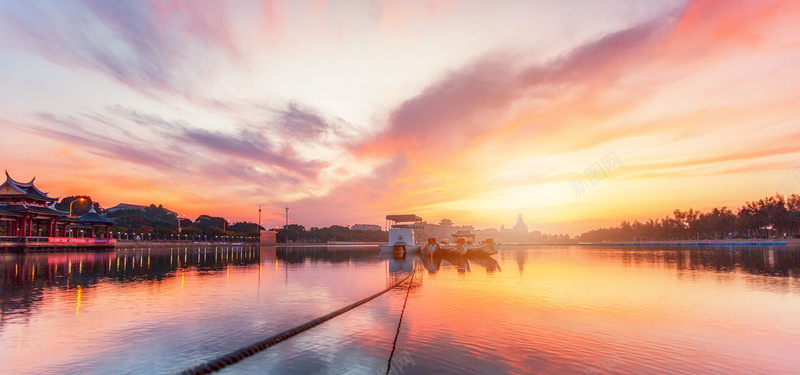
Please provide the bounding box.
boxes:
[7,193,799,244]
[578,193,800,243]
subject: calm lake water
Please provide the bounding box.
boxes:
[1,245,800,374]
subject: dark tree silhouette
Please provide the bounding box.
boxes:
[578,193,800,242]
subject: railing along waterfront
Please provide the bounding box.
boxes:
[47,237,116,244]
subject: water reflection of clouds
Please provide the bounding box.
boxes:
[2,246,800,374]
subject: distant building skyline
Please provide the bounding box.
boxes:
[351,224,381,231]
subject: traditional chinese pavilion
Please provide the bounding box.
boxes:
[0,171,115,251]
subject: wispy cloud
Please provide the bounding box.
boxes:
[8,103,339,190]
[0,0,238,97]
[356,13,680,160]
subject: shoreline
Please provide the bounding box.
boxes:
[112,241,381,248]
[7,239,800,253]
[502,239,800,247]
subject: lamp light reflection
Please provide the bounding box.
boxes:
[75,285,82,316]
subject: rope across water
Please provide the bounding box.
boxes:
[179,269,415,375]
[385,262,417,375]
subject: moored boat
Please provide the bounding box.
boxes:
[439,239,467,256]
[379,214,422,254]
[466,238,499,256]
[420,238,440,256]
[442,230,475,256]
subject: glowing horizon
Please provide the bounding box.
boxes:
[2,0,800,235]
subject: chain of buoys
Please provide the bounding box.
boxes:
[385,262,418,375]
[178,270,415,375]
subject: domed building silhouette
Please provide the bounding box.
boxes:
[513,214,528,234]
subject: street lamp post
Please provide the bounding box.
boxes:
[69,198,86,217]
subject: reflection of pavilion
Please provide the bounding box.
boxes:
[0,245,262,322]
[0,171,115,251]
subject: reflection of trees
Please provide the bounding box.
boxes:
[0,246,262,325]
[276,247,381,264]
[612,247,800,277]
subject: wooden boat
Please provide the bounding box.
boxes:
[466,238,499,256]
[440,239,467,256]
[443,230,476,256]
[420,238,440,256]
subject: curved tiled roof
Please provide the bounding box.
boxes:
[78,208,115,224]
[2,203,72,218]
[452,229,476,237]
[1,171,57,202]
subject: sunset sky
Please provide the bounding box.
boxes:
[2,0,800,235]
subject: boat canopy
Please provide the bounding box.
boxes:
[391,224,418,229]
[386,214,421,222]
[452,230,475,239]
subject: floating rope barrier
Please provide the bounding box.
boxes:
[385,263,418,375]
[179,270,415,375]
